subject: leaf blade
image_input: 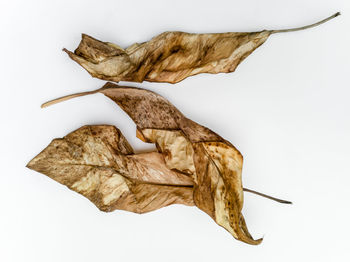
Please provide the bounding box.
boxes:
[27,125,194,213]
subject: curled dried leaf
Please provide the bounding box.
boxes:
[64,13,339,84]
[41,83,264,244]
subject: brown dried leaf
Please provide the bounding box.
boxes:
[64,13,339,84]
[42,83,261,244]
[27,125,194,213]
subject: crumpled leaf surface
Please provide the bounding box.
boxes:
[64,31,270,84]
[37,82,262,245]
[27,125,194,213]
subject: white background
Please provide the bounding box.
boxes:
[1,0,349,261]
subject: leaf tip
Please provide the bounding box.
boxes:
[62,48,70,54]
[255,237,264,245]
[25,160,34,170]
[244,236,263,245]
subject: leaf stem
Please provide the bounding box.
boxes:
[270,12,340,34]
[41,87,106,108]
[243,187,292,204]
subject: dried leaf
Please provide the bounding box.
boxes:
[64,13,339,84]
[42,83,262,244]
[27,125,194,213]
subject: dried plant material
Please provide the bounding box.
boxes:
[64,13,339,84]
[27,125,194,213]
[40,83,293,244]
